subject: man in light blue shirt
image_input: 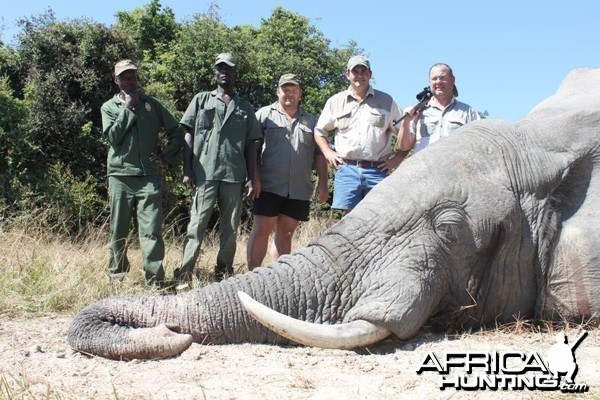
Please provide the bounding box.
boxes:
[399,63,480,154]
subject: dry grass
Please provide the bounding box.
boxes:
[0,213,337,317]
[0,213,338,399]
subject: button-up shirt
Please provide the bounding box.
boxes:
[255,103,318,200]
[315,86,402,161]
[180,90,262,183]
[410,97,480,153]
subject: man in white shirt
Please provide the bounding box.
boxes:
[314,55,407,213]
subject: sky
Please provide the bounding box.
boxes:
[1,0,599,122]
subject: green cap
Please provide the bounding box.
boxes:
[214,53,236,67]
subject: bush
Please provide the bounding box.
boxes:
[11,162,107,236]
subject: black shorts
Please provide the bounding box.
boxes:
[252,192,310,221]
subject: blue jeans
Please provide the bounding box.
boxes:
[332,165,386,211]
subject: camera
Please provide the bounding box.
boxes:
[416,87,432,102]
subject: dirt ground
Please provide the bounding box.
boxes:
[1,315,599,400]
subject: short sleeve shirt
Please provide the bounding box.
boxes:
[180,90,262,183]
[410,98,480,153]
[255,103,318,200]
[314,86,403,161]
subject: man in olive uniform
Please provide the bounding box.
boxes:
[174,53,262,285]
[101,59,183,286]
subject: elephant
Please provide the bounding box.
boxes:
[68,68,600,360]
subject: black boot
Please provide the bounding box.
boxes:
[214,263,234,282]
[173,267,194,291]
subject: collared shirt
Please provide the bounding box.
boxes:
[315,86,403,161]
[101,93,183,176]
[255,103,318,200]
[180,90,262,183]
[410,97,480,153]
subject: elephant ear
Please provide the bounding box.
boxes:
[524,68,600,321]
[534,139,600,321]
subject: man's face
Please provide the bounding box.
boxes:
[346,65,372,89]
[114,70,138,94]
[277,83,301,110]
[215,63,236,86]
[429,66,455,98]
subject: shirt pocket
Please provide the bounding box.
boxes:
[297,123,314,145]
[194,107,215,153]
[264,125,287,147]
[196,107,215,135]
[334,110,352,132]
[139,100,159,125]
[368,108,386,128]
[422,115,439,137]
[261,125,287,166]
[446,119,465,133]
[229,108,248,132]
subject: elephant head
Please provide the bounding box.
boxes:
[68,68,600,360]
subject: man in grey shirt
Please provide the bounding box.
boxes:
[247,74,328,270]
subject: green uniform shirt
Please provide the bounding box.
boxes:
[101,93,183,176]
[180,90,262,183]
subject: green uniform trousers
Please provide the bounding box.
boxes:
[108,175,165,284]
[176,180,243,281]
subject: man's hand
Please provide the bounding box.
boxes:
[378,151,408,173]
[149,152,165,170]
[244,178,261,199]
[182,174,195,189]
[315,182,329,204]
[399,106,421,123]
[323,148,345,168]
[123,90,140,110]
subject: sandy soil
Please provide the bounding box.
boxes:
[1,314,598,400]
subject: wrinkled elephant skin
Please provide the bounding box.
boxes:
[68,68,600,360]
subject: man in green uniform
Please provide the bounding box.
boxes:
[174,53,262,285]
[101,59,183,286]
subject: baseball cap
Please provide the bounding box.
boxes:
[278,73,300,87]
[347,55,371,71]
[114,59,137,76]
[214,53,236,67]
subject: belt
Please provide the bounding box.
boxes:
[343,159,383,168]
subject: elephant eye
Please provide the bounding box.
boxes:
[431,205,467,246]
[435,222,460,243]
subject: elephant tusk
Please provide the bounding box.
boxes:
[237,291,390,349]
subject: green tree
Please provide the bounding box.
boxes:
[15,10,135,180]
[244,7,359,115]
[114,0,178,61]
[164,6,359,115]
[0,76,36,208]
[163,5,231,109]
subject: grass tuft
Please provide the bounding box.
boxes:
[0,212,335,317]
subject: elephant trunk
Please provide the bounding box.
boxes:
[67,295,193,360]
[68,245,369,360]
